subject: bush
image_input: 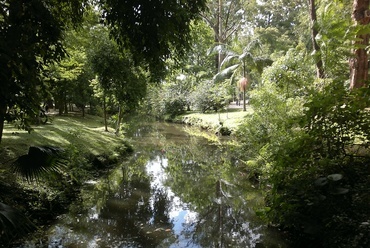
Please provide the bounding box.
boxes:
[164,98,187,118]
[144,84,188,119]
[266,82,370,247]
[235,47,370,246]
[190,80,230,113]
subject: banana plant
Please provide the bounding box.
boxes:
[209,39,272,111]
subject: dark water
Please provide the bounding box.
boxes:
[22,122,288,248]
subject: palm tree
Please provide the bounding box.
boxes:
[11,146,67,181]
[0,146,67,244]
[211,39,272,111]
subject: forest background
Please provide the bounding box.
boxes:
[1,0,370,247]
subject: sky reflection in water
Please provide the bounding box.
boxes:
[22,122,287,248]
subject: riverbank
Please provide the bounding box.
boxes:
[0,107,251,245]
[172,103,252,135]
[0,113,133,246]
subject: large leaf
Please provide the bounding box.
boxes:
[0,202,35,242]
[327,174,343,181]
[11,146,67,181]
[238,51,251,60]
[220,54,238,68]
[213,64,240,83]
[314,177,328,186]
[330,187,349,195]
[207,44,228,56]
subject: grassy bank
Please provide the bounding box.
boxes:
[1,113,124,161]
[174,106,252,135]
[0,113,132,246]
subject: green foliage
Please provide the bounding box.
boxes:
[235,47,313,170]
[314,0,353,80]
[0,202,35,245]
[144,21,215,119]
[234,27,370,244]
[243,0,306,54]
[191,81,231,113]
[164,99,187,118]
[265,82,370,247]
[144,85,165,119]
[144,83,188,119]
[99,0,207,80]
[114,140,134,156]
[0,0,86,141]
[237,46,370,245]
[88,28,147,112]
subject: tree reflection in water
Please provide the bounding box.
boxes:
[22,122,287,247]
[164,141,272,248]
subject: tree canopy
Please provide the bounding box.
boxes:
[0,0,208,143]
[99,0,207,80]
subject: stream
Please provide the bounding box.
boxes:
[21,121,288,248]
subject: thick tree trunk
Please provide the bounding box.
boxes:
[308,0,325,78]
[0,103,6,144]
[350,0,370,89]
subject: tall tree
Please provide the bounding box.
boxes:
[308,0,325,78]
[350,0,370,88]
[202,0,245,71]
[88,28,146,133]
[0,0,207,143]
[0,0,86,143]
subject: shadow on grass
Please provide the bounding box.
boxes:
[1,114,123,160]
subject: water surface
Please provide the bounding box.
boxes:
[22,122,287,247]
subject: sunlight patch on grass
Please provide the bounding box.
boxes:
[1,114,124,159]
[182,107,252,131]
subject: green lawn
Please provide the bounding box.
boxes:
[0,106,251,161]
[0,113,122,163]
[179,106,252,132]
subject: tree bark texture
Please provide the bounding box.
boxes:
[308,0,325,78]
[350,0,370,89]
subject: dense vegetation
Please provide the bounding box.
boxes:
[1,0,370,247]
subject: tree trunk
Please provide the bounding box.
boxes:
[64,97,68,114]
[82,106,85,117]
[350,0,370,89]
[308,0,325,78]
[242,61,247,111]
[243,90,246,111]
[115,105,123,135]
[0,103,6,144]
[103,95,108,132]
[218,0,223,72]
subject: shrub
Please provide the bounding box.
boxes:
[190,80,230,113]
[164,98,187,118]
[266,81,370,247]
[235,48,370,246]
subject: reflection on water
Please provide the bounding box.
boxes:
[22,122,287,248]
